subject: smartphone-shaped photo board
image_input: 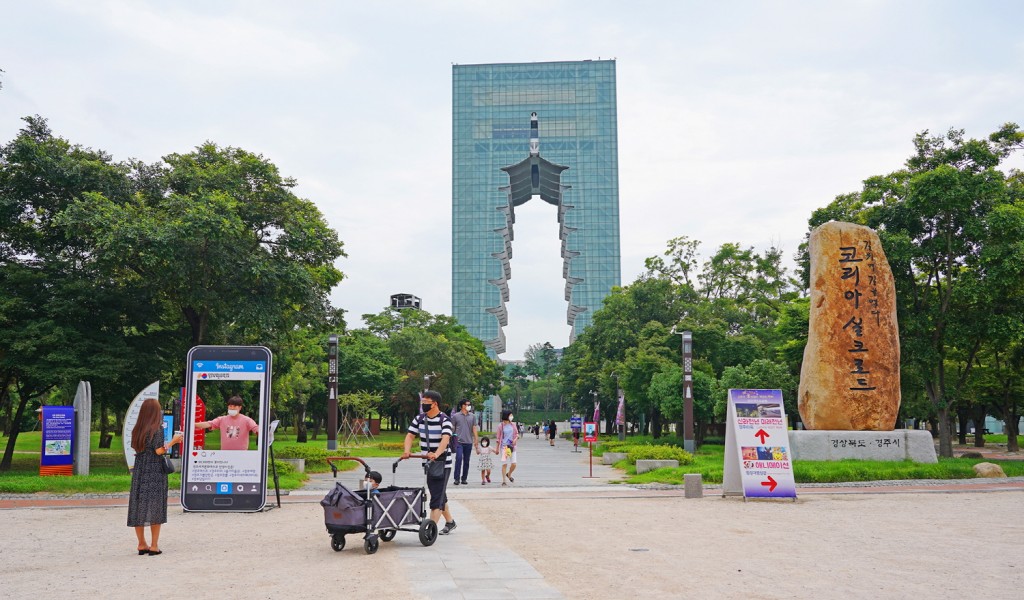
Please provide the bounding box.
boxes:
[180,346,272,512]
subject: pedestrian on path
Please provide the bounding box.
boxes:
[497,410,519,486]
[450,399,479,486]
[477,436,496,484]
[402,390,458,535]
[548,420,558,446]
[127,398,183,556]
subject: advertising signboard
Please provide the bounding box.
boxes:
[180,346,272,512]
[723,389,797,499]
[40,406,75,476]
[583,422,598,443]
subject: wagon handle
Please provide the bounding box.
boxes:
[393,454,430,474]
[326,456,371,478]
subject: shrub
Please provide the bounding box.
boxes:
[625,444,693,465]
[378,442,404,451]
[269,460,295,476]
[274,445,351,473]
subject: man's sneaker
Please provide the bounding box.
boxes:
[440,521,457,535]
[452,480,460,485]
[460,479,468,485]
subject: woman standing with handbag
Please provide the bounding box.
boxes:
[127,398,183,556]
[496,410,519,486]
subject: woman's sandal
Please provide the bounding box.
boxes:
[508,476,514,483]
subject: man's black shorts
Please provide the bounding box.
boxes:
[427,467,451,510]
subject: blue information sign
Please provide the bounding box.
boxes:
[40,406,75,476]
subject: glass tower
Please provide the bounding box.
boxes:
[452,60,620,355]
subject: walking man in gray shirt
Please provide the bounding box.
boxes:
[450,399,479,485]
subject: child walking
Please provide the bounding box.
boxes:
[477,436,496,485]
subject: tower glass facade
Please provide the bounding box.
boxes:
[452,60,620,355]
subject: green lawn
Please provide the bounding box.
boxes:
[592,438,1024,485]
[0,429,426,494]
[6,429,1020,492]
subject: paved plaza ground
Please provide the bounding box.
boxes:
[2,435,1022,599]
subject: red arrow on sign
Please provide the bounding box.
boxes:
[754,429,770,444]
[761,475,778,492]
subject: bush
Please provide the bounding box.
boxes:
[623,444,693,465]
[378,442,404,451]
[269,460,295,476]
[273,445,350,473]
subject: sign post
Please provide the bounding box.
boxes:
[583,421,598,478]
[327,334,339,451]
[723,389,797,500]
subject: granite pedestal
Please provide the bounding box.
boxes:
[789,429,937,463]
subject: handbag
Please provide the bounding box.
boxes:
[419,415,448,480]
[161,453,175,474]
[425,458,445,480]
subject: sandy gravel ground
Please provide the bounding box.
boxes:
[3,490,1022,599]
[0,503,414,600]
[460,491,1024,599]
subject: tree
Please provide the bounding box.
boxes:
[713,359,797,423]
[0,117,164,469]
[524,342,559,378]
[649,364,715,445]
[621,323,675,437]
[60,142,346,346]
[810,124,1022,456]
[364,308,500,428]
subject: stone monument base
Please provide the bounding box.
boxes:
[789,429,937,463]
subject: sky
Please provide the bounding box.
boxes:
[2,1,1022,359]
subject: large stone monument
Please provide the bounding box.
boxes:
[799,221,900,429]
[793,221,936,462]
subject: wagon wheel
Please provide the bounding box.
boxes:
[380,529,397,542]
[330,534,346,552]
[418,518,438,547]
[364,537,379,554]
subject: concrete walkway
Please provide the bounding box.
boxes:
[289,435,622,599]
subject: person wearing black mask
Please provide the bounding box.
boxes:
[402,390,457,534]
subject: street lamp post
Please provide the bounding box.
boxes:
[672,328,695,452]
[327,334,339,451]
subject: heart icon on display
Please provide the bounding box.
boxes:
[192,451,198,456]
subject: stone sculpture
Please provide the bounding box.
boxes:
[798,221,900,430]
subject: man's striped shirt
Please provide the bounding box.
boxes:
[407,412,454,468]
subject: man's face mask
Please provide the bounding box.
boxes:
[227,408,240,417]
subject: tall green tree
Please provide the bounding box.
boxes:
[0,117,163,469]
[809,124,1022,456]
[61,142,346,346]
[364,308,500,427]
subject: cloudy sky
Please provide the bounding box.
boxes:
[2,1,1021,359]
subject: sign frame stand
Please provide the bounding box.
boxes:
[582,422,598,479]
[722,389,797,502]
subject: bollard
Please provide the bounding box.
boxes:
[683,473,703,499]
